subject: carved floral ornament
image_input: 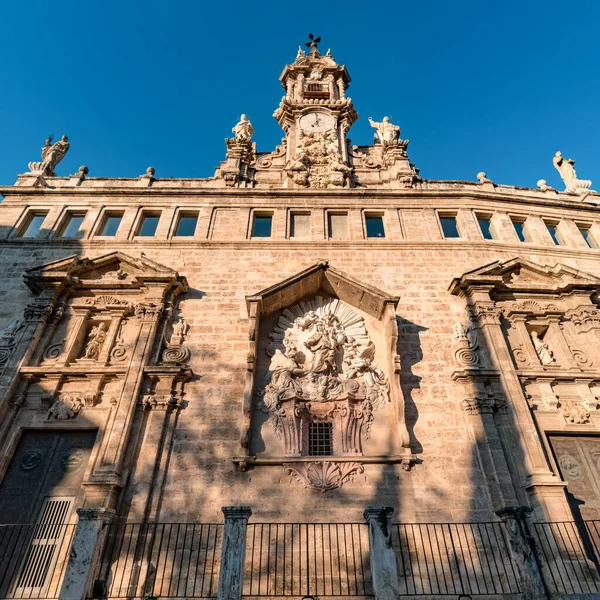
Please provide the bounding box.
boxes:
[258,296,389,463]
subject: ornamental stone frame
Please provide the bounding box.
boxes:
[233,261,416,491]
[0,251,190,512]
[450,256,600,521]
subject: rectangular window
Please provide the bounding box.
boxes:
[579,226,597,248]
[546,223,561,245]
[137,213,161,237]
[58,213,85,238]
[512,219,526,242]
[19,213,47,238]
[328,213,348,239]
[309,422,332,456]
[477,217,493,240]
[251,214,272,238]
[290,213,310,238]
[175,214,198,237]
[98,214,123,237]
[365,214,385,238]
[440,216,460,238]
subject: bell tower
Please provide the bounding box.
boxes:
[273,36,358,188]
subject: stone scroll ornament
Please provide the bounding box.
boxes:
[258,297,390,441]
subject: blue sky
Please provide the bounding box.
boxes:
[0,0,598,189]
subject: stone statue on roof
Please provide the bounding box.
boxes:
[28,135,70,176]
[232,114,254,143]
[368,117,400,149]
[553,151,592,195]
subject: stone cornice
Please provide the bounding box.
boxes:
[1,182,599,212]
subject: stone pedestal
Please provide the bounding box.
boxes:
[58,507,115,600]
[363,506,399,600]
[217,506,252,600]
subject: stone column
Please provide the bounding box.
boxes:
[58,507,115,600]
[217,506,252,600]
[363,507,399,600]
[495,506,549,600]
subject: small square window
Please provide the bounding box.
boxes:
[440,216,460,238]
[365,215,385,238]
[579,226,597,249]
[512,219,526,242]
[477,217,493,240]
[137,214,160,237]
[252,215,272,238]
[19,213,47,238]
[290,213,310,238]
[59,213,85,238]
[546,223,560,245]
[328,213,348,239]
[309,422,332,456]
[98,214,123,237]
[175,215,198,237]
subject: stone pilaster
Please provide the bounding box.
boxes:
[58,507,115,600]
[217,506,252,600]
[363,507,399,600]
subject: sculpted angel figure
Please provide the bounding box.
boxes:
[531,331,555,365]
[232,114,254,143]
[553,151,592,194]
[85,322,108,360]
[41,135,70,175]
[368,116,400,149]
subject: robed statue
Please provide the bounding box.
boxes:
[368,116,400,149]
[553,151,592,195]
[28,135,70,176]
[232,114,254,143]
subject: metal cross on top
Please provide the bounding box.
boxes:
[305,33,321,52]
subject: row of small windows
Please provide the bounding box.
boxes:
[12,209,600,249]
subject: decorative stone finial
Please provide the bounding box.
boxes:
[553,151,592,195]
[476,172,492,184]
[232,114,254,143]
[368,117,400,149]
[28,134,70,176]
[537,179,554,191]
[296,46,305,58]
[79,166,89,175]
[146,167,155,177]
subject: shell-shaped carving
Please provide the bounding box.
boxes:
[267,296,369,357]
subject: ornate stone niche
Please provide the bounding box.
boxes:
[233,261,415,491]
[450,257,600,520]
[0,251,189,509]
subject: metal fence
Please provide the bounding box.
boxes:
[390,522,521,595]
[533,520,600,595]
[243,523,373,597]
[96,523,222,598]
[0,523,75,599]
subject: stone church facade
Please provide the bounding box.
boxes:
[0,40,599,599]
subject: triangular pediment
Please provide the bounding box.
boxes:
[24,251,184,294]
[246,261,399,319]
[449,257,600,297]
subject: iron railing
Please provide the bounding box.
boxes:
[533,520,600,595]
[243,523,373,597]
[97,523,222,598]
[391,522,521,595]
[0,523,75,599]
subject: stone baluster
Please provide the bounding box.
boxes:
[363,507,399,600]
[58,508,115,600]
[217,506,252,600]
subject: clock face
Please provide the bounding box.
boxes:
[299,111,335,133]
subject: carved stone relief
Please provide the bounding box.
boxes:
[284,461,364,492]
[48,395,83,420]
[561,401,590,425]
[161,318,191,365]
[258,297,389,459]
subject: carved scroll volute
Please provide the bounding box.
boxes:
[383,300,410,450]
[241,300,261,455]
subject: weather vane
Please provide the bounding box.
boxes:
[305,33,321,52]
